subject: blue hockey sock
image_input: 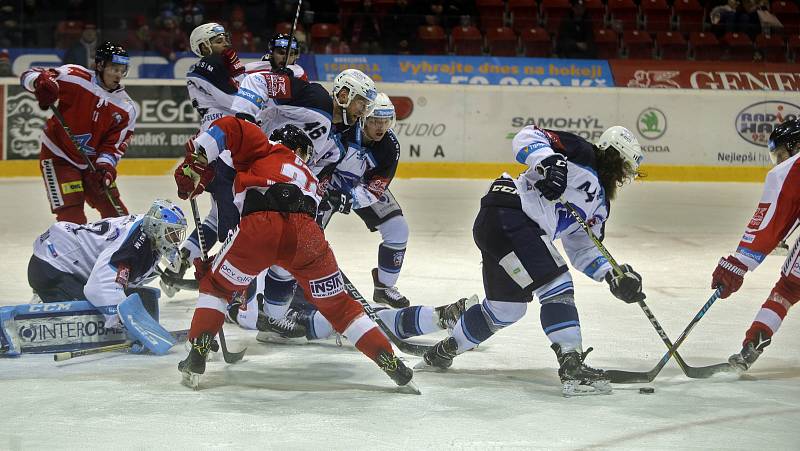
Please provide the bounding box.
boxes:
[376,305,438,339]
[262,269,297,318]
[539,299,582,352]
[377,242,406,287]
[187,223,218,251]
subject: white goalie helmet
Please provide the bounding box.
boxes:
[596,125,644,171]
[190,22,229,57]
[364,92,396,129]
[332,69,378,110]
[142,199,188,256]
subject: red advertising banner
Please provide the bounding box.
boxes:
[610,59,800,91]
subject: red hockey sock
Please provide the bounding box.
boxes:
[353,327,393,362]
[188,308,224,340]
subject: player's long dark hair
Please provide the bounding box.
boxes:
[594,145,643,201]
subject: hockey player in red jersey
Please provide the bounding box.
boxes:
[20,42,137,224]
[173,116,416,391]
[712,118,800,372]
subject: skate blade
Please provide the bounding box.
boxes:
[562,379,612,397]
[397,380,422,395]
[413,360,449,372]
[181,371,201,391]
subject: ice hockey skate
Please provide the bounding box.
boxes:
[376,350,420,394]
[415,336,458,372]
[255,311,307,343]
[434,295,479,331]
[372,268,410,308]
[178,332,219,390]
[728,330,771,373]
[552,344,612,397]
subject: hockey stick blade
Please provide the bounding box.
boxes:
[607,289,721,384]
[218,328,246,364]
[340,272,431,357]
[53,329,190,362]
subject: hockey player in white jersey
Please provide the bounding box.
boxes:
[417,125,646,396]
[161,23,244,293]
[28,199,187,328]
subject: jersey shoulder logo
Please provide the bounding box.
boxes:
[748,203,770,229]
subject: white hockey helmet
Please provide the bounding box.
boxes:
[596,126,644,171]
[364,92,396,129]
[142,199,188,256]
[190,22,229,57]
[332,69,378,111]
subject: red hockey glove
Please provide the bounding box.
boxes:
[711,255,748,299]
[33,72,59,109]
[174,142,213,200]
[221,48,244,78]
[90,155,117,189]
[193,257,212,281]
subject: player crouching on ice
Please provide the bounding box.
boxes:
[711,118,800,373]
[173,117,418,392]
[416,125,646,397]
[10,200,188,355]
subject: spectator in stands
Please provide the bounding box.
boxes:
[423,1,447,28]
[710,0,739,33]
[382,0,420,54]
[345,0,382,54]
[153,11,189,62]
[229,7,256,52]
[124,15,152,52]
[755,0,783,36]
[62,23,98,68]
[177,0,205,35]
[0,48,12,76]
[557,0,596,59]
[738,0,763,37]
[324,34,351,54]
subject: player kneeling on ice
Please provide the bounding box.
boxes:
[711,118,800,373]
[416,125,646,397]
[173,117,417,391]
[20,200,187,355]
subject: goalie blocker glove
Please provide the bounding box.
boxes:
[605,264,645,303]
[711,255,748,299]
[534,154,568,201]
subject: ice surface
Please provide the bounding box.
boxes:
[1,177,798,450]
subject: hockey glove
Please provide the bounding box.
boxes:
[174,143,213,200]
[193,257,212,281]
[33,71,59,109]
[90,154,117,189]
[605,264,646,304]
[711,255,748,299]
[323,190,353,214]
[534,154,568,201]
[221,48,245,78]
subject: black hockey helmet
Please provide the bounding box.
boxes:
[95,41,130,76]
[270,124,314,162]
[768,118,800,163]
[267,33,300,56]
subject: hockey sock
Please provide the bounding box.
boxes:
[344,315,391,361]
[190,294,227,339]
[377,242,406,287]
[185,223,218,257]
[535,273,582,352]
[260,268,297,319]
[307,310,335,340]
[743,279,799,346]
[377,306,439,339]
[451,299,527,353]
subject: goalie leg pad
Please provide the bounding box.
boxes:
[118,293,175,355]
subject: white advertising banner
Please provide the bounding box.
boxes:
[381,82,795,167]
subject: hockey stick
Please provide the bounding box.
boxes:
[605,288,722,383]
[561,200,729,380]
[53,329,190,362]
[285,0,303,70]
[49,105,126,216]
[188,197,246,364]
[340,271,432,357]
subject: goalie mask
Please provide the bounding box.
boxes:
[596,126,644,173]
[768,118,800,165]
[142,199,188,256]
